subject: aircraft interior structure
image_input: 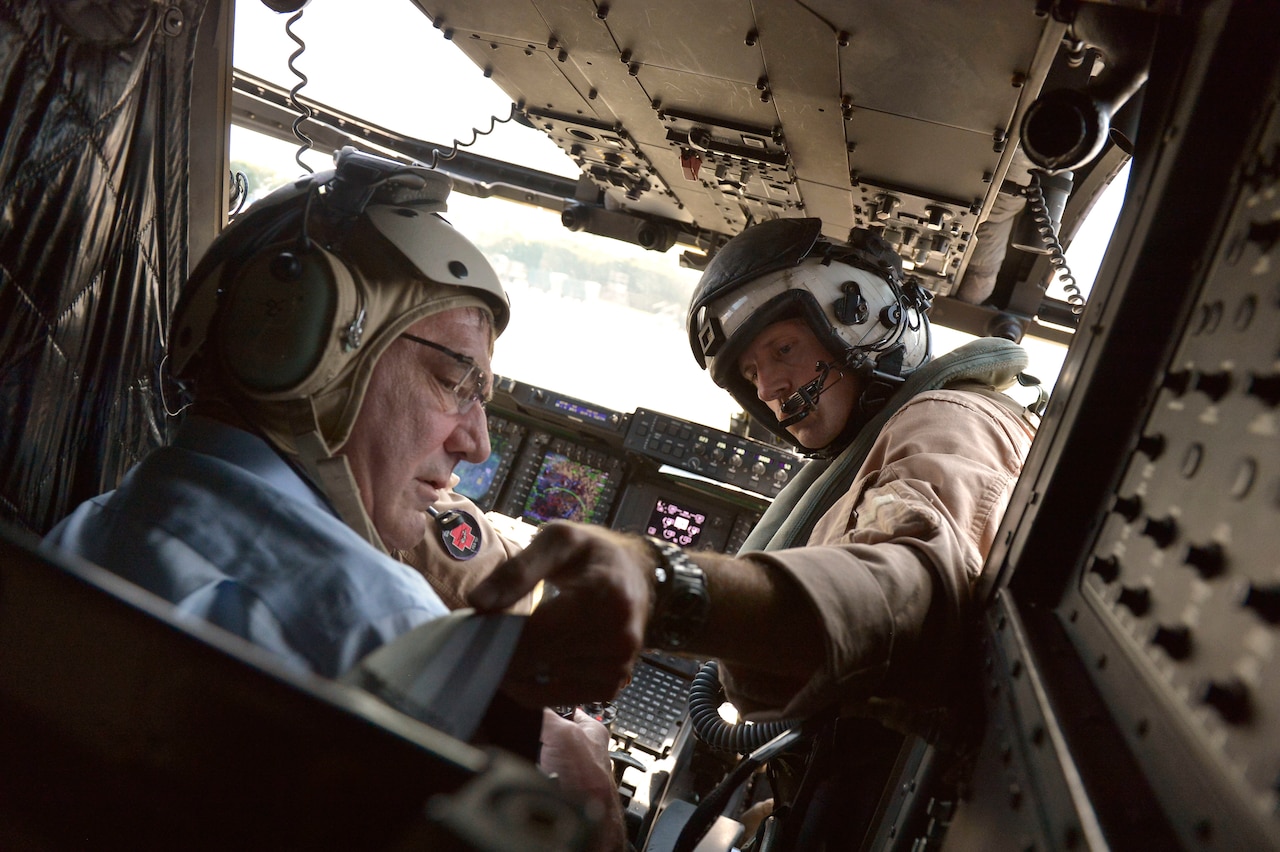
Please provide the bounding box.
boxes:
[1,0,1278,849]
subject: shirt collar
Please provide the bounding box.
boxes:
[173,415,337,517]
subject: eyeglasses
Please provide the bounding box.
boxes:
[399,333,491,415]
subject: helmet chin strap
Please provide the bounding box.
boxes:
[778,361,843,428]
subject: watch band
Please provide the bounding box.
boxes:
[643,536,711,651]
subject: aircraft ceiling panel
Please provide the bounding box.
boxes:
[411,0,1063,301]
[792,178,856,239]
[628,137,803,229]
[790,0,1053,133]
[843,107,1001,210]
[409,0,550,46]
[628,66,779,143]
[570,0,763,84]
[447,37,599,117]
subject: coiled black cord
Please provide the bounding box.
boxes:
[687,661,799,754]
[228,170,249,216]
[1025,173,1085,314]
[425,103,522,169]
[285,9,313,174]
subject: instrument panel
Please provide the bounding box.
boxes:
[453,375,803,555]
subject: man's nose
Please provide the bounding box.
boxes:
[754,363,790,403]
[454,406,491,463]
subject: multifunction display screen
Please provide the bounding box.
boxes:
[644,497,707,548]
[522,451,613,524]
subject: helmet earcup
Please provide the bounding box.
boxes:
[216,242,357,396]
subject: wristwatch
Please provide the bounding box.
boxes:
[643,536,711,651]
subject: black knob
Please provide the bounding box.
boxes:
[1112,494,1143,522]
[1117,585,1151,616]
[1142,516,1179,549]
[1183,543,1225,579]
[1242,583,1280,624]
[269,250,304,281]
[1151,624,1192,660]
[1201,678,1251,724]
[1089,555,1120,584]
[1162,370,1192,396]
[1246,373,1280,407]
[1135,433,1166,460]
[1194,370,1232,402]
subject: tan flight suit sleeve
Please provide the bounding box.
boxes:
[400,489,535,615]
[719,388,1036,726]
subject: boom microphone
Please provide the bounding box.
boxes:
[778,362,843,427]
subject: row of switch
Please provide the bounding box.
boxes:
[1090,546,1280,622]
[1162,368,1280,404]
[1088,554,1265,725]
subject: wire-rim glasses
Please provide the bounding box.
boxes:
[399,333,491,415]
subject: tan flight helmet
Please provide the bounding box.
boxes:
[169,147,510,551]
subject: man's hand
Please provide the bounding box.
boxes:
[539,708,627,852]
[469,522,653,708]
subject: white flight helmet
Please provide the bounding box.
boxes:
[688,218,932,453]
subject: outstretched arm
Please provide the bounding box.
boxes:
[468,522,824,708]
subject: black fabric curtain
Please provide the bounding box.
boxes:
[0,0,208,534]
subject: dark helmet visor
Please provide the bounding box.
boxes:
[688,218,824,367]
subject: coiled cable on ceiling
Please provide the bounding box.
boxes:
[1025,172,1085,314]
[284,8,313,174]
[425,103,522,169]
[228,170,249,216]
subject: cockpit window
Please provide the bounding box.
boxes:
[229,0,1128,431]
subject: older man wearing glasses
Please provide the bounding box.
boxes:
[43,150,636,850]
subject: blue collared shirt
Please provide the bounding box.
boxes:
[44,416,450,678]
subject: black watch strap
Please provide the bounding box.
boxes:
[643,536,710,651]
